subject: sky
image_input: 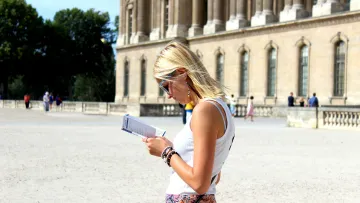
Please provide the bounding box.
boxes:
[26,0,120,23]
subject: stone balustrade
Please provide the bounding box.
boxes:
[234,105,273,117]
[0,100,129,116]
[2,99,359,131]
[140,104,182,117]
[319,107,360,130]
[287,106,360,130]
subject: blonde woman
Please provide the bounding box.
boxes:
[142,41,236,203]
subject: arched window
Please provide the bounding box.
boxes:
[334,41,345,96]
[299,45,309,97]
[240,52,249,97]
[140,59,146,96]
[267,48,276,97]
[216,54,224,86]
[124,61,130,96]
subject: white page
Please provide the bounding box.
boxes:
[122,115,158,138]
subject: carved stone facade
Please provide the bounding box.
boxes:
[115,0,360,106]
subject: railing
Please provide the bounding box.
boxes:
[140,104,182,117]
[0,100,128,116]
[322,108,360,129]
[234,105,273,117]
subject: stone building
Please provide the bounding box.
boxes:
[115,0,360,106]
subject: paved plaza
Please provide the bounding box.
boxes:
[1,108,360,203]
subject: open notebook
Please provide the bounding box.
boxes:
[121,114,166,138]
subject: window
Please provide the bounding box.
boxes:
[164,0,169,32]
[127,9,133,44]
[334,41,345,96]
[140,59,146,96]
[240,52,249,97]
[124,61,130,97]
[299,46,309,97]
[216,54,224,86]
[267,48,276,97]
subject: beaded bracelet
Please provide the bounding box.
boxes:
[161,146,173,160]
[165,150,180,167]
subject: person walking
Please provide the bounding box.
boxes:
[43,92,50,112]
[49,93,54,110]
[244,96,254,122]
[178,103,186,125]
[143,41,235,203]
[24,93,30,109]
[226,94,236,117]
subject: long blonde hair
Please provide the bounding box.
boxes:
[154,40,225,99]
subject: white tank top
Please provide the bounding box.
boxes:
[166,98,236,195]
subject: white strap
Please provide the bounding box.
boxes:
[204,100,227,130]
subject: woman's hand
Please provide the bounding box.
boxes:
[142,136,173,157]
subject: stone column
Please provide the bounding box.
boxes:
[226,0,248,30]
[251,0,276,26]
[189,0,204,37]
[116,0,126,46]
[167,0,191,38]
[129,2,137,44]
[150,0,161,40]
[204,0,214,33]
[229,0,237,21]
[313,0,343,17]
[255,0,263,16]
[134,0,148,43]
[305,0,313,14]
[280,0,308,22]
[351,0,360,11]
[204,0,225,34]
[166,0,175,37]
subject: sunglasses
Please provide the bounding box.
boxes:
[159,71,176,94]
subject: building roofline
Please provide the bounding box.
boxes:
[116,10,360,51]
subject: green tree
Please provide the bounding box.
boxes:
[0,0,44,98]
[51,8,115,101]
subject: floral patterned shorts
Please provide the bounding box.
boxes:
[165,194,216,203]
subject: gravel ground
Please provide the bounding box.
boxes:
[1,108,360,203]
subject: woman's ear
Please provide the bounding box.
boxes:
[176,68,188,80]
[176,68,187,74]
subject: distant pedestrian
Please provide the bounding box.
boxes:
[288,92,295,107]
[55,95,62,111]
[43,92,50,112]
[49,93,54,110]
[178,103,186,125]
[244,96,254,122]
[299,97,305,107]
[24,93,30,109]
[226,94,236,117]
[308,93,319,107]
[184,101,194,123]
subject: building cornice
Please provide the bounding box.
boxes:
[116,38,172,51]
[188,10,360,42]
[116,10,360,51]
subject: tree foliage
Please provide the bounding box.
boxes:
[0,0,117,102]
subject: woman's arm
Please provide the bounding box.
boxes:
[169,102,220,194]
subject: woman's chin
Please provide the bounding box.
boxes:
[174,98,186,105]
